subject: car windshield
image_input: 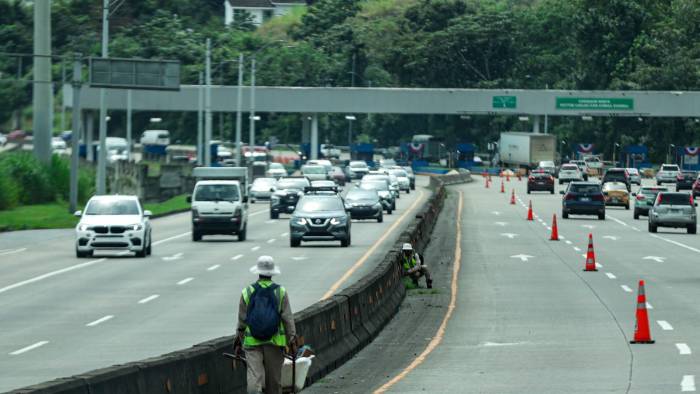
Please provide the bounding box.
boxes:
[85,199,140,215]
[605,171,626,179]
[361,181,389,191]
[627,169,639,175]
[302,166,326,174]
[350,162,368,168]
[311,181,335,188]
[346,190,379,201]
[390,170,408,177]
[277,179,309,190]
[661,165,679,171]
[253,178,276,187]
[194,184,240,202]
[269,163,284,170]
[561,165,578,171]
[658,194,691,205]
[297,197,344,211]
[570,184,601,194]
[604,183,627,191]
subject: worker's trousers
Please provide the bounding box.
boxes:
[245,344,284,394]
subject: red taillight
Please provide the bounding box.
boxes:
[678,174,684,180]
[636,194,645,201]
[656,194,662,205]
[691,195,694,206]
[565,194,575,201]
[528,176,535,181]
[549,176,554,182]
[592,194,604,201]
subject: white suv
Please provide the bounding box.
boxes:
[656,164,680,185]
[75,195,152,258]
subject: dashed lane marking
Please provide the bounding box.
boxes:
[0,248,27,256]
[138,294,159,304]
[657,320,674,331]
[9,341,49,356]
[565,240,572,245]
[677,343,692,355]
[232,254,244,260]
[621,285,633,293]
[646,302,653,309]
[177,277,194,285]
[152,232,191,246]
[682,375,696,392]
[267,239,276,244]
[281,232,289,237]
[207,264,220,271]
[251,246,261,252]
[86,315,113,327]
[574,247,582,252]
[605,272,617,279]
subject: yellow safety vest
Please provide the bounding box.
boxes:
[403,255,417,271]
[242,280,287,347]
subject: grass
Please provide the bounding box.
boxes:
[0,195,190,232]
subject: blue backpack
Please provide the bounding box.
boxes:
[245,283,281,341]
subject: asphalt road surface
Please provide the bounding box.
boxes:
[0,178,429,392]
[314,176,700,393]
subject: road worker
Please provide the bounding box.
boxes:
[401,242,433,289]
[235,256,297,394]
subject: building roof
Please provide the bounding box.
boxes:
[272,0,308,4]
[228,0,274,8]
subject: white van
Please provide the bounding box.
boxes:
[140,130,170,146]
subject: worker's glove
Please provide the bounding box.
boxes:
[288,336,299,357]
[233,332,244,355]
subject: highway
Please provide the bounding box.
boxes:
[0,178,428,392]
[312,176,700,393]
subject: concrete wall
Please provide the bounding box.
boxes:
[108,161,195,203]
[10,173,471,394]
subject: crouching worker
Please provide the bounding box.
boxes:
[401,242,433,288]
[235,256,297,394]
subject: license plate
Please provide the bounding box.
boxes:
[612,198,619,203]
[288,205,295,210]
[580,197,591,202]
[670,209,682,214]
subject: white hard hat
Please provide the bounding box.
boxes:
[250,256,281,276]
[402,243,413,251]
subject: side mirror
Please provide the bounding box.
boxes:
[74,210,82,217]
[186,195,192,203]
[559,191,565,195]
[143,210,153,218]
[270,188,275,193]
[242,196,248,203]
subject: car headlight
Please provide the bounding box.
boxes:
[295,218,307,225]
[374,203,383,209]
[129,224,143,231]
[78,224,91,231]
[330,217,346,225]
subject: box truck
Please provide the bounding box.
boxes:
[499,132,556,168]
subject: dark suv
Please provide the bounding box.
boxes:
[561,182,606,220]
[289,194,351,247]
[602,168,631,191]
[676,171,697,191]
[270,177,311,219]
[527,172,555,194]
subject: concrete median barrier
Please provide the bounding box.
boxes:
[11,172,470,394]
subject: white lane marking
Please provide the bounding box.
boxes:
[0,231,192,296]
[500,233,518,239]
[177,277,194,285]
[642,256,666,263]
[605,272,617,279]
[9,341,49,355]
[267,239,276,244]
[491,211,501,216]
[152,232,191,246]
[603,235,619,241]
[650,234,700,254]
[657,320,674,330]
[281,232,289,237]
[207,264,221,271]
[559,236,566,240]
[162,252,183,261]
[546,226,552,231]
[646,302,653,309]
[86,315,114,327]
[494,222,508,226]
[595,262,603,269]
[138,294,159,304]
[0,248,27,256]
[682,375,696,392]
[677,343,692,355]
[510,254,533,262]
[574,247,582,252]
[621,285,633,293]
[232,254,244,260]
[266,219,277,224]
[608,215,631,228]
[565,240,572,245]
[581,225,595,229]
[581,254,587,258]
[292,256,308,261]
[251,246,261,252]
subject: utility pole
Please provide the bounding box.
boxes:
[249,56,256,155]
[348,54,356,152]
[197,71,203,166]
[126,89,132,161]
[235,53,244,167]
[69,56,82,213]
[33,0,52,163]
[61,62,66,132]
[204,38,213,166]
[96,0,109,194]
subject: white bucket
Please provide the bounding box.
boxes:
[282,355,314,391]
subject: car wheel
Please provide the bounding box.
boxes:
[527,189,531,194]
[76,248,91,258]
[238,225,247,242]
[290,238,301,247]
[392,202,396,211]
[387,209,393,215]
[550,189,554,194]
[192,231,202,242]
[633,210,639,220]
[649,223,658,233]
[135,246,147,258]
[341,236,350,247]
[562,211,569,219]
[688,225,697,234]
[625,203,630,210]
[407,189,410,194]
[250,199,255,204]
[270,211,279,220]
[598,212,606,220]
[146,235,152,255]
[377,214,383,223]
[411,185,416,190]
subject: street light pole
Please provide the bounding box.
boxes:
[204,38,213,167]
[197,71,203,165]
[69,56,82,213]
[96,0,109,194]
[249,56,256,156]
[235,53,244,167]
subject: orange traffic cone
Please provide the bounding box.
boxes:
[630,280,655,344]
[583,233,598,271]
[506,173,511,182]
[550,214,559,240]
[485,177,490,188]
[517,173,522,181]
[500,181,505,193]
[527,201,534,221]
[510,189,516,205]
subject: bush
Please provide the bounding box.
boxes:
[0,174,19,210]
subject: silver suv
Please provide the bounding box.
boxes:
[648,192,697,234]
[656,164,680,185]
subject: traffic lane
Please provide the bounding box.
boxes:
[388,181,631,393]
[0,205,269,291]
[0,181,428,391]
[512,177,700,392]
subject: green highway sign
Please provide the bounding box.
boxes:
[556,97,634,111]
[492,95,517,109]
[89,57,181,91]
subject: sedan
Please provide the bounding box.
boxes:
[344,189,383,222]
[289,194,351,247]
[527,172,555,194]
[626,168,642,185]
[266,162,288,179]
[75,195,152,258]
[249,177,277,203]
[329,166,347,186]
[648,192,696,234]
[676,171,697,191]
